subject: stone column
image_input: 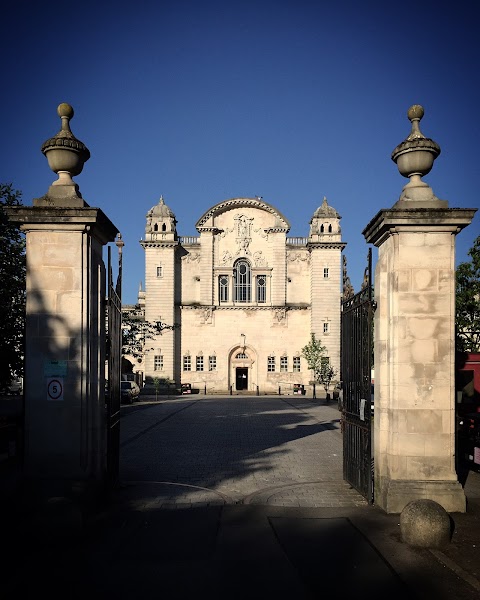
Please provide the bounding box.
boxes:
[6,104,118,498]
[363,106,476,513]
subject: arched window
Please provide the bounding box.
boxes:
[320,224,324,233]
[162,223,167,232]
[234,259,251,302]
[328,224,332,233]
[154,223,158,232]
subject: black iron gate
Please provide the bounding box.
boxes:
[105,235,123,487]
[341,248,374,503]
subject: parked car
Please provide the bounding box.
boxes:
[7,378,23,395]
[121,380,140,404]
[181,383,192,394]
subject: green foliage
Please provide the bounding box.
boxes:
[456,235,480,353]
[318,362,338,393]
[301,333,327,383]
[0,184,26,393]
[152,377,161,390]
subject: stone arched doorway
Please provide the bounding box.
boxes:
[229,346,257,392]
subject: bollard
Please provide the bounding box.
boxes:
[230,385,232,396]
[204,384,206,394]
[256,385,259,396]
[278,386,281,395]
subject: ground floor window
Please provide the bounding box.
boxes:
[293,356,301,372]
[183,355,191,371]
[268,356,276,372]
[209,355,217,371]
[154,355,164,371]
[196,355,204,371]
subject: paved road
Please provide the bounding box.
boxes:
[119,394,368,508]
[2,394,479,599]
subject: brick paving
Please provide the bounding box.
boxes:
[119,394,368,509]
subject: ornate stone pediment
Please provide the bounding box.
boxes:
[195,197,290,231]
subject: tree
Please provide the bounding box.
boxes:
[318,362,338,398]
[301,333,327,383]
[0,184,26,393]
[121,306,178,359]
[456,235,480,353]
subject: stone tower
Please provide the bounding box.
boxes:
[308,197,345,372]
[140,196,179,382]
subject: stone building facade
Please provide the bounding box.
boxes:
[128,195,345,393]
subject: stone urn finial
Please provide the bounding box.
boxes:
[391,105,446,207]
[41,103,91,187]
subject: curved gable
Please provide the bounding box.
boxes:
[195,197,290,231]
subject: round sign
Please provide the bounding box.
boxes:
[47,378,63,400]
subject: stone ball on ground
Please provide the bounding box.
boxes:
[400,499,451,549]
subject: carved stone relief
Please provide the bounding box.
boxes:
[287,251,310,263]
[253,251,267,267]
[182,251,201,263]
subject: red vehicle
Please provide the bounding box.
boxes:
[181,383,192,394]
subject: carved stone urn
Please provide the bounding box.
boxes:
[41,103,90,186]
[391,105,446,206]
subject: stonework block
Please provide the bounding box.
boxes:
[405,409,442,434]
[393,432,426,456]
[406,455,453,480]
[424,434,452,455]
[411,269,437,291]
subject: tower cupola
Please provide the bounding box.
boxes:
[145,195,177,240]
[309,197,342,242]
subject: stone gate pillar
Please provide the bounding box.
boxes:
[363,105,477,513]
[6,104,118,499]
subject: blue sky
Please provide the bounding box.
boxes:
[2,0,478,305]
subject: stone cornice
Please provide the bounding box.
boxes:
[363,207,477,247]
[195,227,222,234]
[140,240,179,248]
[180,304,310,311]
[4,205,118,244]
[307,242,347,250]
[264,227,289,234]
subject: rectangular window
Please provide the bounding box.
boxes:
[280,356,288,372]
[293,357,301,372]
[219,275,229,302]
[183,355,191,371]
[256,275,266,303]
[209,355,217,371]
[196,356,204,371]
[321,356,330,367]
[154,355,164,371]
[268,356,276,372]
[157,266,163,277]
[323,267,329,278]
[323,322,329,334]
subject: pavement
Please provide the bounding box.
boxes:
[1,393,479,599]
